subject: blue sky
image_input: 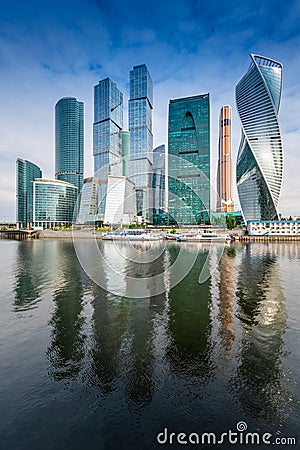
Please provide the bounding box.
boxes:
[1,0,300,220]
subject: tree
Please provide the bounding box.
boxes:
[226,215,236,230]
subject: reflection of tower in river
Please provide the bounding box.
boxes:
[217,247,236,353]
[47,241,85,380]
[87,239,130,392]
[166,246,213,380]
[14,241,47,310]
[233,244,289,421]
[89,241,166,406]
[88,284,131,393]
[93,240,165,298]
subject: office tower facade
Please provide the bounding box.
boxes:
[168,94,210,225]
[104,176,136,225]
[93,78,123,177]
[216,105,234,212]
[236,54,283,222]
[77,177,108,224]
[77,177,100,224]
[16,158,42,228]
[55,97,84,193]
[152,145,166,215]
[128,64,153,220]
[88,78,136,226]
[33,179,77,228]
[121,131,130,177]
[77,175,136,226]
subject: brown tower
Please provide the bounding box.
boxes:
[216,105,234,212]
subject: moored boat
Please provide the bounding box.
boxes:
[176,231,230,243]
[101,230,164,241]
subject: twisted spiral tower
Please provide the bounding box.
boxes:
[236,54,283,222]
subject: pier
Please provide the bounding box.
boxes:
[0,229,40,240]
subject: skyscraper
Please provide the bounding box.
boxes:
[121,130,130,177]
[93,78,123,177]
[55,97,84,193]
[168,94,210,225]
[216,105,234,212]
[152,145,166,215]
[236,54,283,222]
[128,64,153,220]
[89,78,136,226]
[16,158,42,228]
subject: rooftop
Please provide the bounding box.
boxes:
[34,178,77,188]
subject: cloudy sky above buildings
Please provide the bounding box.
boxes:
[0,0,300,220]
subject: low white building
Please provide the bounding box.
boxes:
[247,220,300,236]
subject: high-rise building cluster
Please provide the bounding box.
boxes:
[16,97,82,229]
[16,54,284,229]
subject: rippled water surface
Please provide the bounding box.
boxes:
[0,239,299,449]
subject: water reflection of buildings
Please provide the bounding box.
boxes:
[47,241,85,380]
[12,236,299,441]
[88,285,131,393]
[89,241,166,407]
[233,243,289,422]
[124,292,165,408]
[14,241,51,310]
[217,247,236,353]
[14,240,70,310]
[166,247,213,381]
[13,240,87,380]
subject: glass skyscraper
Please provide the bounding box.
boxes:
[121,130,130,177]
[128,64,153,219]
[93,78,123,178]
[33,179,77,228]
[168,94,210,225]
[236,54,283,222]
[16,158,42,228]
[55,97,84,193]
[152,145,166,215]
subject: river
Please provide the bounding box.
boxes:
[0,239,299,449]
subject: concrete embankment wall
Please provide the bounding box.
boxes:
[234,235,300,242]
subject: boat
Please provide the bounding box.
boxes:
[165,233,181,240]
[101,230,164,241]
[176,230,231,243]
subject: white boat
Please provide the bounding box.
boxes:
[165,233,181,240]
[176,231,231,243]
[101,230,164,241]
